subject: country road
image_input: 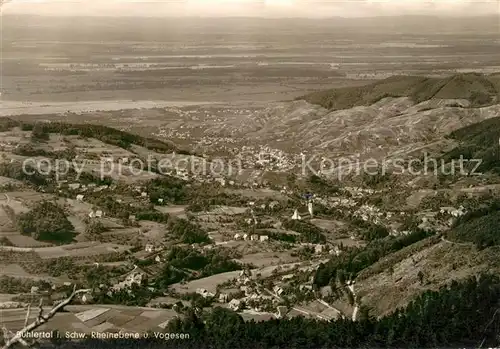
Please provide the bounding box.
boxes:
[347,282,359,321]
[440,235,472,246]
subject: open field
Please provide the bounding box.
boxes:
[0,304,179,333]
[170,270,243,294]
[0,242,132,259]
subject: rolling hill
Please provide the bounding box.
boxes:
[299,73,500,110]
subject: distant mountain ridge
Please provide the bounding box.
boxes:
[299,73,500,111]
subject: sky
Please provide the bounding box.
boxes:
[2,0,500,17]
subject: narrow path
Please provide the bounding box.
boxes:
[440,235,471,246]
[347,282,359,321]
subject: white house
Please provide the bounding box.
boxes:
[95,210,103,218]
[243,234,249,241]
[276,306,288,319]
[273,286,284,296]
[158,198,164,204]
[329,246,341,256]
[196,288,215,298]
[218,293,228,303]
[141,192,148,197]
[228,299,242,311]
[145,244,154,252]
[250,234,259,241]
[260,235,269,242]
[234,233,241,240]
[76,194,84,201]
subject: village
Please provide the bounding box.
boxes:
[1,113,495,339]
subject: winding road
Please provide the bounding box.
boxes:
[347,282,359,321]
[440,235,472,246]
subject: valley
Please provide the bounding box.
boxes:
[1,13,500,349]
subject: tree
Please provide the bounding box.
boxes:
[17,201,75,242]
[417,270,425,285]
[203,307,245,344]
[84,220,106,240]
[358,304,374,321]
[167,218,210,244]
[31,123,49,141]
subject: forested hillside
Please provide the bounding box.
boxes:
[300,73,500,110]
[32,274,500,349]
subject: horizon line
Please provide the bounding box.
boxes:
[3,13,499,18]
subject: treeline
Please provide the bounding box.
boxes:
[92,283,160,307]
[84,195,169,224]
[0,275,51,294]
[265,230,298,243]
[146,178,248,211]
[20,121,189,154]
[167,218,210,244]
[442,116,500,174]
[447,199,500,248]
[300,73,499,110]
[350,218,390,241]
[0,117,190,155]
[314,228,434,287]
[37,274,500,349]
[0,162,48,187]
[0,117,19,132]
[17,201,75,243]
[155,246,242,289]
[147,176,189,205]
[306,175,340,195]
[281,219,327,244]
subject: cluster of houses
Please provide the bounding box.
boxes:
[0,141,16,152]
[344,186,377,197]
[111,270,144,292]
[60,182,113,193]
[233,145,295,172]
[439,205,466,218]
[233,233,269,242]
[88,210,104,219]
[353,204,386,224]
[418,205,468,231]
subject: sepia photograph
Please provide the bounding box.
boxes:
[0,0,500,348]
